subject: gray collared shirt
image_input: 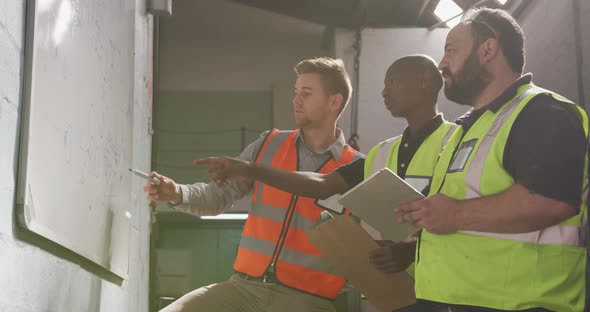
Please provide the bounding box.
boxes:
[173,129,352,216]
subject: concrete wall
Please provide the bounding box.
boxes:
[518,0,582,103]
[0,1,152,311]
[334,29,358,141]
[517,0,590,108]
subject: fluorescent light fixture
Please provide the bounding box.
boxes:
[200,214,249,220]
[434,0,464,28]
[497,0,508,4]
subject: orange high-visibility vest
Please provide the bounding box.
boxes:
[233,129,361,299]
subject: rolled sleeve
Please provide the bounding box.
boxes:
[169,131,270,216]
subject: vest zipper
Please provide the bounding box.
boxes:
[265,138,303,273]
[266,194,299,273]
[264,141,339,275]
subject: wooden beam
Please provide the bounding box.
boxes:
[415,0,433,24]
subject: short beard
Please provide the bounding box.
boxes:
[443,48,490,106]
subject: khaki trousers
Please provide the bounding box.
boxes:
[160,274,336,312]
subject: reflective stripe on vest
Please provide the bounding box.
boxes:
[459,86,586,246]
[233,129,361,299]
[363,121,457,277]
[247,202,315,232]
[417,84,589,311]
[370,135,401,175]
[239,236,335,274]
[366,121,457,192]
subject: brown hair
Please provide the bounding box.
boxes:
[294,57,353,115]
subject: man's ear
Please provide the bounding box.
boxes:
[479,38,500,64]
[330,94,344,113]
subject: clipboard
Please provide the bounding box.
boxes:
[306,215,415,312]
[338,168,423,241]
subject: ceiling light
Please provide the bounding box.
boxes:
[434,0,464,28]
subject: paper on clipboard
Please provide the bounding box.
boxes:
[338,168,423,242]
[306,215,416,312]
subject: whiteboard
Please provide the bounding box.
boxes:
[16,0,136,277]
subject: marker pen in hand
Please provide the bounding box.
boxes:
[129,168,161,186]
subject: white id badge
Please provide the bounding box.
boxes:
[448,139,477,172]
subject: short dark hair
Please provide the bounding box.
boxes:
[390,55,443,100]
[463,8,525,74]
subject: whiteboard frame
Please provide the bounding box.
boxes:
[16,0,37,226]
[15,0,130,278]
